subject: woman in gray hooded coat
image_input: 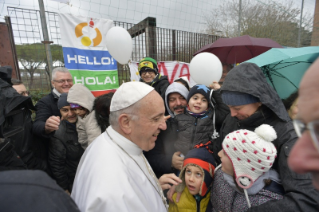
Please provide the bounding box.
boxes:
[211,63,319,211]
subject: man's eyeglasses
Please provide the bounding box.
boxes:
[140,70,155,76]
[293,119,319,151]
[53,79,73,84]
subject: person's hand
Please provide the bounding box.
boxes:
[45,116,60,134]
[172,151,184,170]
[167,184,182,203]
[209,81,221,90]
[158,173,182,190]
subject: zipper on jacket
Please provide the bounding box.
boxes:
[196,198,200,212]
[191,117,198,146]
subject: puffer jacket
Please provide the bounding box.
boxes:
[67,84,101,149]
[49,120,84,191]
[174,110,215,156]
[212,63,319,211]
[140,74,170,100]
[169,187,211,212]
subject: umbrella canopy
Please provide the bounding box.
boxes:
[194,35,283,64]
[244,46,319,99]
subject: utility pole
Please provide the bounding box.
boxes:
[38,0,53,79]
[238,0,242,37]
[297,0,304,47]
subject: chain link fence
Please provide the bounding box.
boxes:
[7,6,221,94]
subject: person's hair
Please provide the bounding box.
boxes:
[11,79,23,85]
[282,90,298,110]
[94,92,114,132]
[174,78,190,91]
[52,67,70,80]
[109,100,141,128]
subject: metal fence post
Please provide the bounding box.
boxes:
[38,0,53,83]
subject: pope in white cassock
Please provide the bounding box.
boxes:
[71,82,176,212]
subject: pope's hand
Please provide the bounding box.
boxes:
[159,173,182,191]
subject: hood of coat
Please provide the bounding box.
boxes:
[67,84,95,112]
[221,63,289,122]
[164,82,189,118]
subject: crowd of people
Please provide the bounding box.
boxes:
[0,57,319,212]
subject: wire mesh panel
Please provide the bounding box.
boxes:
[7,6,221,91]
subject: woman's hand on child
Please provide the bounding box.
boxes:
[167,184,182,203]
[159,173,182,191]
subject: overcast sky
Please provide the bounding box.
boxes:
[0,0,316,32]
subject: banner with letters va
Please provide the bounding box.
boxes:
[59,14,118,96]
[129,61,196,87]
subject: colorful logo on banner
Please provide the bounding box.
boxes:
[59,14,118,96]
[75,19,102,47]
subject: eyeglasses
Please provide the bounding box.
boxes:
[140,70,155,76]
[293,119,319,151]
[53,79,73,84]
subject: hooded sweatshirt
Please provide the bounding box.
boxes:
[67,84,101,149]
[212,63,319,212]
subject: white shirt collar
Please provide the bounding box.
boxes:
[53,88,61,97]
[106,126,142,156]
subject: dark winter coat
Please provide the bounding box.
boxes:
[0,170,80,212]
[33,90,60,138]
[140,74,170,100]
[144,87,229,178]
[0,78,46,171]
[144,117,178,178]
[174,110,215,156]
[49,120,84,191]
[212,63,319,211]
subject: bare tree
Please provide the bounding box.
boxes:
[204,0,313,47]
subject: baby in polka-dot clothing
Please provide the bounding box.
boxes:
[211,124,284,212]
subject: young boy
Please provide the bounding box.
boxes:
[169,144,216,212]
[67,84,101,149]
[174,84,216,156]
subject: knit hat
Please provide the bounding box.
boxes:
[138,57,158,75]
[222,124,277,189]
[221,91,260,106]
[187,84,211,103]
[57,93,69,109]
[176,143,216,196]
[110,81,154,112]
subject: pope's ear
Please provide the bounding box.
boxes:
[118,114,132,134]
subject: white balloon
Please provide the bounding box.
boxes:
[105,26,132,65]
[189,52,223,86]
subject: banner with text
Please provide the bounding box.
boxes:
[129,61,196,87]
[59,14,118,96]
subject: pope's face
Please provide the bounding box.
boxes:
[130,91,167,151]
